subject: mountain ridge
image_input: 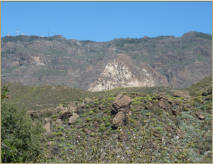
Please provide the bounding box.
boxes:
[2,31,212,91]
[2,31,211,42]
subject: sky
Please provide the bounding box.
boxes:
[1,2,212,42]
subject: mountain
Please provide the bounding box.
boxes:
[1,32,212,91]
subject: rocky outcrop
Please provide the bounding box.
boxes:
[29,102,80,129]
[28,108,57,120]
[88,59,155,92]
[56,103,77,113]
[147,94,191,116]
[58,104,79,124]
[111,94,132,128]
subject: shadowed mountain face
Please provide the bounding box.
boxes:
[1,32,212,91]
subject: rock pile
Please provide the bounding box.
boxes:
[57,103,79,125]
[28,102,80,133]
[111,94,131,128]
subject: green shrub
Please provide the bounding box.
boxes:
[1,86,46,162]
[86,117,92,122]
[51,114,58,121]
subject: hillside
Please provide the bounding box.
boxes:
[2,77,212,162]
[2,32,212,90]
[3,80,173,111]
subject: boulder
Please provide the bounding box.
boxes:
[159,100,167,109]
[111,94,132,128]
[112,111,125,128]
[112,94,131,112]
[68,113,79,124]
[195,113,205,120]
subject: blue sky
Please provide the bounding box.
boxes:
[2,2,212,41]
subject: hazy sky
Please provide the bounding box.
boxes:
[2,2,212,41]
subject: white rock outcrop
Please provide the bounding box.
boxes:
[88,60,155,91]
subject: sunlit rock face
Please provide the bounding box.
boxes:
[32,56,45,66]
[88,60,155,92]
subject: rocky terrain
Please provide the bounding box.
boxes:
[1,32,212,91]
[1,31,212,162]
[2,77,212,162]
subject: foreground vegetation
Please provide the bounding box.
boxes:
[1,77,212,162]
[1,86,46,162]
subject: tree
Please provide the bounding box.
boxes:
[1,86,46,162]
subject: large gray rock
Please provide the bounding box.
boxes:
[112,94,131,113]
[111,94,131,128]
[112,111,125,128]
